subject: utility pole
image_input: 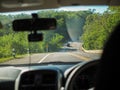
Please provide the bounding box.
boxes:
[12,48,16,58]
[46,44,49,52]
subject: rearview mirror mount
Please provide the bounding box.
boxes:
[28,33,43,42]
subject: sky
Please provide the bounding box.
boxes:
[0,6,108,15]
[58,6,108,13]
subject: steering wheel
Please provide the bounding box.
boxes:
[65,60,99,90]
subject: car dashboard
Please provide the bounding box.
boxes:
[0,60,99,90]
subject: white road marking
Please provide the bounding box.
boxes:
[38,53,51,63]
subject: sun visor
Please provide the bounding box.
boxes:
[0,0,120,12]
[59,0,120,6]
[0,0,59,12]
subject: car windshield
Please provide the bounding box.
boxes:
[0,5,119,65]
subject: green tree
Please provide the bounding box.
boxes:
[81,6,120,50]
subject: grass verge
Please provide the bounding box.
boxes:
[0,54,27,63]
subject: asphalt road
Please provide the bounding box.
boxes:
[1,51,100,65]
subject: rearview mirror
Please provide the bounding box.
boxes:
[12,18,57,31]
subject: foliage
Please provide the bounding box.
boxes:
[0,9,94,59]
[81,6,120,50]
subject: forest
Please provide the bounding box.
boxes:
[0,6,120,59]
[81,6,120,50]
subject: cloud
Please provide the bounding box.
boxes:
[58,6,108,13]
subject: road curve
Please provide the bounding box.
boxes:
[1,52,92,65]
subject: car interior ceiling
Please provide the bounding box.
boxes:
[0,0,120,12]
[0,0,120,90]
